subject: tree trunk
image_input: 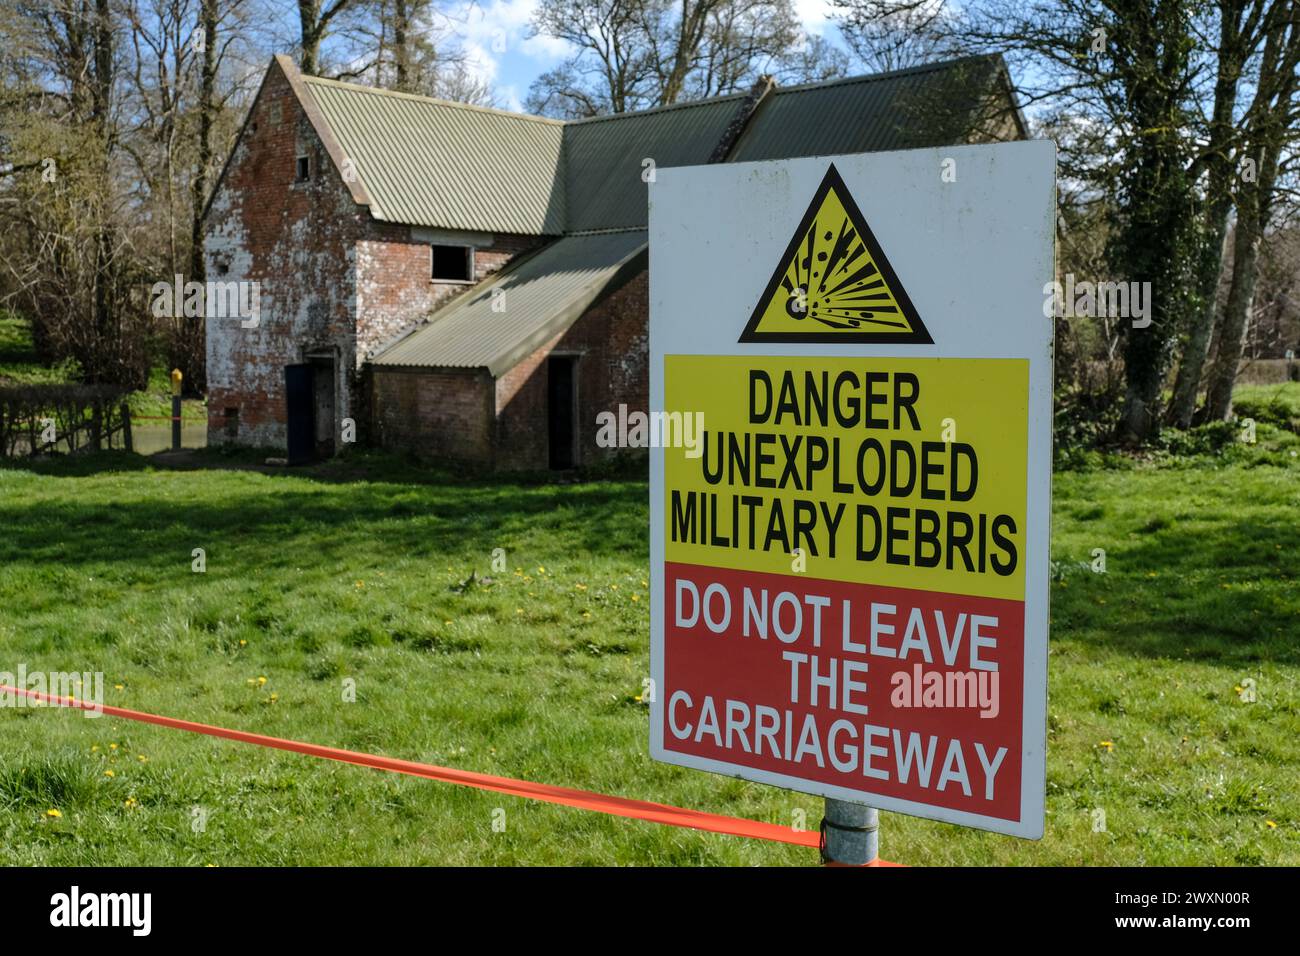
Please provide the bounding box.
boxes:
[190,0,217,284]
[91,0,115,380]
[182,0,220,393]
[1168,1,1250,427]
[1202,144,1277,420]
[299,0,322,74]
[1201,8,1300,420]
[1168,190,1233,426]
[393,0,410,91]
[1112,0,1200,445]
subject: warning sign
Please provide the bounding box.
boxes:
[740,165,931,344]
[649,144,1055,838]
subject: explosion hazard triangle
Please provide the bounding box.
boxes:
[739,164,933,344]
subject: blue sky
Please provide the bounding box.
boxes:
[442,0,841,111]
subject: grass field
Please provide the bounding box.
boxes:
[1,395,1298,866]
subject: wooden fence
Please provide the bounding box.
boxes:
[0,385,133,457]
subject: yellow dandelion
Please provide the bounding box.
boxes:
[137,755,147,763]
[269,693,279,702]
[114,683,124,691]
[239,639,247,646]
[634,695,643,703]
[104,769,115,777]
[1266,820,1278,829]
[124,798,137,809]
[45,809,62,818]
[444,620,452,626]
[109,743,118,751]
[257,676,267,686]
[582,612,592,619]
[1098,741,1114,752]
[516,608,523,615]
[610,584,619,590]
[537,566,546,574]
[575,583,587,591]
[641,580,647,587]
[631,594,640,602]
[91,745,99,753]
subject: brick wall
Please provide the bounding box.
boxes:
[493,267,649,470]
[204,59,361,449]
[205,59,541,453]
[369,267,650,471]
[355,228,539,362]
[370,366,494,463]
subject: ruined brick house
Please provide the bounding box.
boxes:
[203,53,1025,469]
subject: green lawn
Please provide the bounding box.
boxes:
[1,422,1298,865]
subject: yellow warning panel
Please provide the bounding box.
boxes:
[663,354,1028,601]
[740,164,932,344]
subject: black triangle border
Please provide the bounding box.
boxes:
[738,163,933,345]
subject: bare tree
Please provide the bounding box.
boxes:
[1202,0,1300,420]
[833,0,956,72]
[527,0,801,117]
[296,0,356,75]
[1166,0,1275,428]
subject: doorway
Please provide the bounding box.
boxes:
[286,355,337,464]
[309,354,336,457]
[285,364,314,465]
[547,355,577,470]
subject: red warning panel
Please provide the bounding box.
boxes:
[662,563,1025,821]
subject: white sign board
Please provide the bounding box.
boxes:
[648,142,1055,838]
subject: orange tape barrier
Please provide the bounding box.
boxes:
[2,685,900,856]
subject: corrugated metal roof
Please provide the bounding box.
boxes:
[371,230,647,374]
[728,56,1007,163]
[562,95,746,232]
[284,56,1019,373]
[302,77,566,235]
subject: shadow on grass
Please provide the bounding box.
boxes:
[1054,517,1299,666]
[0,445,648,488]
[0,451,650,575]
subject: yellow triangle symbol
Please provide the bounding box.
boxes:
[740,164,931,344]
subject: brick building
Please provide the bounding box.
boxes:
[203,54,1024,469]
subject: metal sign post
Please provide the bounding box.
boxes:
[821,799,878,866]
[170,368,183,451]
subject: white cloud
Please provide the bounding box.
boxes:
[791,0,836,34]
[434,0,841,111]
[433,0,574,108]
